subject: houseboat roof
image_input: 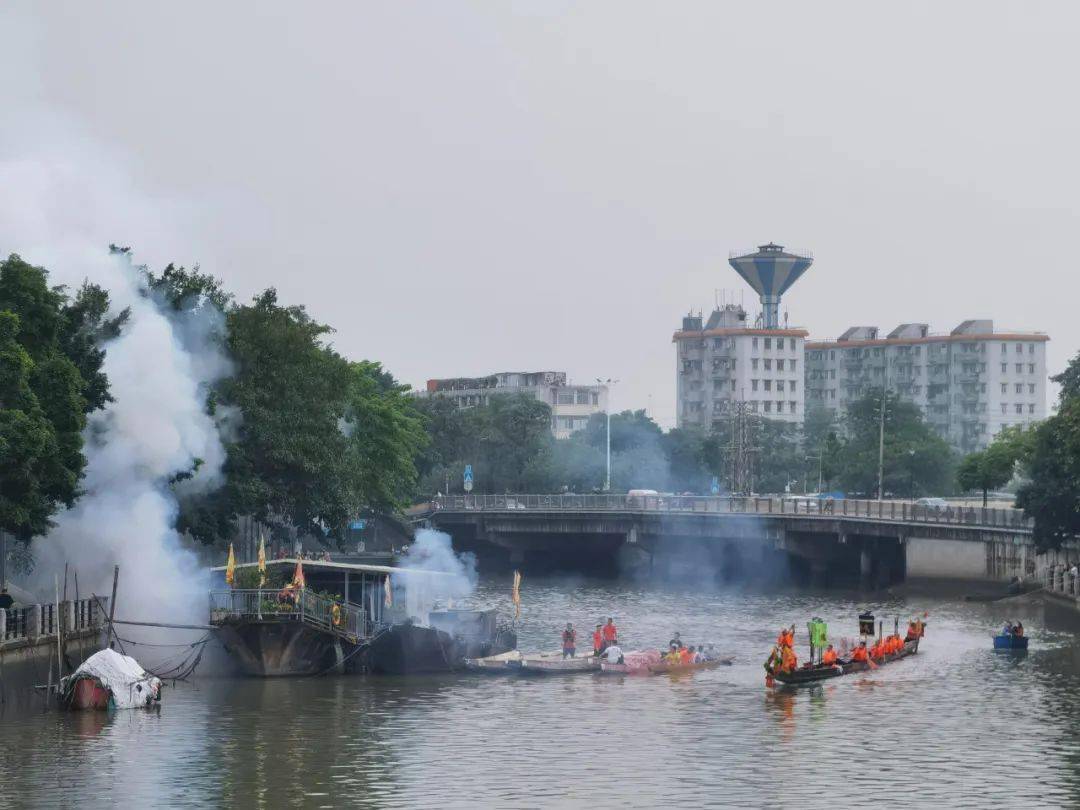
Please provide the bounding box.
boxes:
[209,558,453,577]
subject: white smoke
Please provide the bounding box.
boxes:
[0,109,228,626]
[396,528,478,622]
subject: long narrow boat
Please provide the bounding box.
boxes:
[648,657,732,675]
[771,638,919,686]
[600,650,662,675]
[464,650,524,674]
[519,655,601,675]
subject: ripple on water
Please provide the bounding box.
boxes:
[2,581,1080,809]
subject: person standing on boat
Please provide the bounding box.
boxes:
[592,624,605,656]
[561,623,577,659]
[602,617,618,647]
[669,632,682,649]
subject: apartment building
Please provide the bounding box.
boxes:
[417,371,609,440]
[805,320,1048,452]
[674,304,807,429]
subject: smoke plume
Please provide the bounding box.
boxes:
[0,107,228,626]
[396,528,478,622]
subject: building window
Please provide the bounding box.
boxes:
[790,400,797,412]
[1028,363,1035,374]
[789,339,796,351]
[1001,403,1008,414]
[829,369,835,379]
[1015,363,1023,374]
[576,391,590,405]
[776,359,784,371]
[751,379,759,392]
[1015,404,1023,414]
[775,401,783,413]
[829,389,836,399]
[1000,383,1007,395]
[829,350,835,360]
[764,380,772,392]
[789,380,796,392]
[1001,343,1007,354]
[791,360,797,374]
[1028,384,1035,394]
[752,337,758,349]
[752,358,759,371]
[1001,363,1007,374]
[592,392,600,405]
[1015,383,1023,394]
[1016,344,1023,354]
[1029,403,1035,413]
[764,359,772,371]
[764,338,772,350]
[557,393,574,405]
[750,401,759,412]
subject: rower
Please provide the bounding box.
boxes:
[1015,622,1024,638]
[822,644,838,665]
[561,623,577,659]
[780,644,798,673]
[603,617,618,647]
[665,643,681,662]
[592,624,604,656]
[850,641,869,662]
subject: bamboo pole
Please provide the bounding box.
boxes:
[107,565,119,650]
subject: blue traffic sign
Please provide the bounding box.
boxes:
[710,476,720,495]
[350,520,367,531]
[464,465,473,482]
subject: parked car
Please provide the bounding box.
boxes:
[915,497,949,512]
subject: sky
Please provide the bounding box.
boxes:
[2,2,1077,428]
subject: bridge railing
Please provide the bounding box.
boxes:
[428,494,1033,530]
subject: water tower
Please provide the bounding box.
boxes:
[727,243,813,329]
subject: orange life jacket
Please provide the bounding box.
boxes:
[822,649,837,665]
[603,624,618,643]
[593,631,603,650]
[781,646,797,672]
[851,646,868,662]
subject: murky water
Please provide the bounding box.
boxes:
[3,578,1080,809]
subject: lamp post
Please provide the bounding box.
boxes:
[597,378,618,491]
[877,355,890,501]
[908,448,916,501]
[806,455,823,494]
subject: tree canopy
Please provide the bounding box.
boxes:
[0,255,124,541]
[1017,351,1080,550]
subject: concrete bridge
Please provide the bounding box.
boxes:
[417,494,1035,587]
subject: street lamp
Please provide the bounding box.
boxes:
[908,448,916,501]
[597,378,618,491]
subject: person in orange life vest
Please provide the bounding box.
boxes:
[679,646,694,665]
[822,644,838,666]
[561,623,576,659]
[592,624,604,656]
[870,639,886,660]
[850,641,869,662]
[602,617,618,646]
[780,644,798,673]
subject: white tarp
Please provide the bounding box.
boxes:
[68,648,162,709]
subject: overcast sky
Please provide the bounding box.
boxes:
[2,2,1076,427]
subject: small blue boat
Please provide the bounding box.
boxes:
[993,634,1028,651]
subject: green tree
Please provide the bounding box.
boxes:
[835,390,955,498]
[0,255,119,540]
[1016,352,1080,550]
[956,427,1029,506]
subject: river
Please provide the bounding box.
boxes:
[2,578,1080,809]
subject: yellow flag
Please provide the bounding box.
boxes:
[292,558,306,590]
[384,574,393,608]
[225,543,236,587]
[512,570,522,621]
[257,534,267,587]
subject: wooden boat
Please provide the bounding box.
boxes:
[519,655,601,675]
[993,633,1028,651]
[600,649,662,675]
[464,650,523,673]
[649,657,732,675]
[772,639,919,686]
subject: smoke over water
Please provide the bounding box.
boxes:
[0,113,228,628]
[396,529,478,622]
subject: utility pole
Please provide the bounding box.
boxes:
[727,397,760,496]
[597,378,618,491]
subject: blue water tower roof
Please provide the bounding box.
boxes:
[727,243,813,298]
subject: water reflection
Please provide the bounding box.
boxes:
[2,580,1080,808]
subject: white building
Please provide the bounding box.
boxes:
[674,304,807,429]
[805,320,1049,453]
[417,371,609,440]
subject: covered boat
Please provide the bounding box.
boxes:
[60,649,162,710]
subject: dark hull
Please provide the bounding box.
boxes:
[772,639,919,686]
[366,622,517,675]
[215,622,349,677]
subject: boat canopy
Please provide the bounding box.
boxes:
[209,558,454,578]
